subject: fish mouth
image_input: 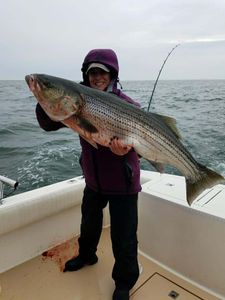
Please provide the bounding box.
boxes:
[25,74,31,85]
[25,74,35,86]
[25,74,42,92]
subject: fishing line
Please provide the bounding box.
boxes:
[147,44,180,112]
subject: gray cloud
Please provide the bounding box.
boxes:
[1,0,225,79]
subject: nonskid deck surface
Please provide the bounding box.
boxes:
[0,228,219,300]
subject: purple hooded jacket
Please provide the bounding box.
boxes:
[36,49,141,195]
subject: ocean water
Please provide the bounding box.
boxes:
[0,79,225,197]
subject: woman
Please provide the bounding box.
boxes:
[36,49,141,300]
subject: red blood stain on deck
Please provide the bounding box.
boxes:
[42,238,79,272]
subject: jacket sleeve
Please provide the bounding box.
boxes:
[35,103,66,131]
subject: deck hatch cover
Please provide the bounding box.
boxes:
[132,273,204,299]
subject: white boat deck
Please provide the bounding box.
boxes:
[0,228,219,300]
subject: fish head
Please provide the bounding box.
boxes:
[25,74,83,121]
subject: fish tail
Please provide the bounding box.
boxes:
[186,164,225,206]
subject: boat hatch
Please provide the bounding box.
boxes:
[132,273,203,300]
[141,173,186,205]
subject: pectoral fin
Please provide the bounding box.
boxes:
[77,117,98,133]
[62,115,98,149]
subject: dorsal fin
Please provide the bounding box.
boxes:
[154,113,182,140]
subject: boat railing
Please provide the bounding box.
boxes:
[0,175,19,204]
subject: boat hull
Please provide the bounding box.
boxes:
[0,171,225,298]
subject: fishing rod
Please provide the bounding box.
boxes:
[147,44,180,111]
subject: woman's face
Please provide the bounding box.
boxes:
[88,68,111,91]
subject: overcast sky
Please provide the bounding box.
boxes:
[1,0,225,80]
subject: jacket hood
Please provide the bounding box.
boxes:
[81,49,119,85]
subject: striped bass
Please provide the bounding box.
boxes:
[25,74,224,205]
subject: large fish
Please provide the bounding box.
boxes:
[25,74,224,205]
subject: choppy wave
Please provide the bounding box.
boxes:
[16,144,82,192]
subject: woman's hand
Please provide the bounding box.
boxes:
[109,137,132,156]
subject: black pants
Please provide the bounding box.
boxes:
[78,186,139,290]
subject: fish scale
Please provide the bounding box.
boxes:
[82,93,199,178]
[82,95,133,137]
[25,74,225,205]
